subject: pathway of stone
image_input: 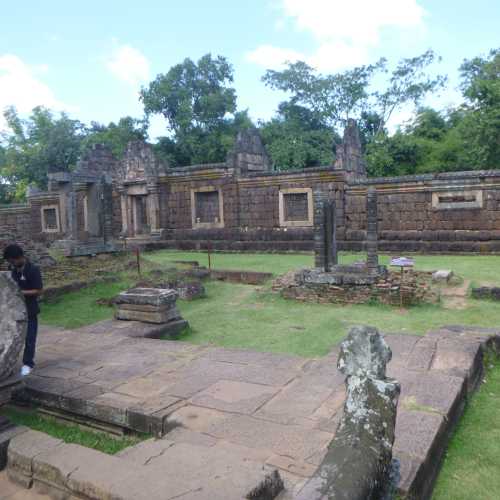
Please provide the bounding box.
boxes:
[3,320,499,500]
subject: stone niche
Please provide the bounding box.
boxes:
[279,188,313,228]
[191,186,224,229]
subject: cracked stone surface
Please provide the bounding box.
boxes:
[0,272,27,380]
[4,321,500,499]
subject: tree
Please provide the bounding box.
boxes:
[140,54,242,165]
[458,49,500,168]
[259,102,336,170]
[0,106,86,200]
[262,60,384,130]
[82,117,148,158]
[262,51,446,137]
[373,50,447,135]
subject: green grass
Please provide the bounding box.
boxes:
[432,358,500,500]
[1,406,147,455]
[41,279,133,329]
[143,250,500,283]
[40,251,500,356]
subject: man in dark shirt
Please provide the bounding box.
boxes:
[3,244,43,376]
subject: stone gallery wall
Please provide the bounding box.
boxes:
[0,193,63,244]
[2,124,500,254]
[344,171,500,253]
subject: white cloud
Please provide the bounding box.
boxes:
[0,54,70,131]
[246,45,304,69]
[106,45,150,86]
[248,0,426,71]
[282,0,425,45]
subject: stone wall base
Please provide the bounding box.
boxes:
[273,270,439,306]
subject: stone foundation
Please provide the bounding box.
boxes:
[274,269,439,306]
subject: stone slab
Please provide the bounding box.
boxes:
[190,380,280,415]
[115,287,177,307]
[12,321,500,499]
[115,307,181,324]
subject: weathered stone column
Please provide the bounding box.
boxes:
[147,184,161,234]
[296,325,400,500]
[366,187,379,272]
[66,191,78,240]
[314,190,337,271]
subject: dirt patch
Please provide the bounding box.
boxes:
[441,279,471,310]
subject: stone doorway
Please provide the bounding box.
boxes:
[131,195,150,236]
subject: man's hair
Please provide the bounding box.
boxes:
[2,244,24,260]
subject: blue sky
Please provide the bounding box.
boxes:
[1,0,499,138]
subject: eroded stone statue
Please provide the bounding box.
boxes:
[296,325,400,500]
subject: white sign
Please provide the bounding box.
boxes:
[390,257,414,267]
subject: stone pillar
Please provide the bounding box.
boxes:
[100,178,114,243]
[119,190,128,236]
[314,190,328,270]
[67,191,78,240]
[314,190,337,271]
[147,184,161,234]
[366,187,378,272]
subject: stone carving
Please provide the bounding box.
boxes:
[296,325,400,500]
[334,119,366,178]
[226,128,272,175]
[123,141,166,183]
[0,273,27,380]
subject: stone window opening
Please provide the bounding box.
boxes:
[41,205,60,233]
[432,190,483,210]
[191,188,224,229]
[279,188,313,227]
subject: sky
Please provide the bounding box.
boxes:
[1,0,499,139]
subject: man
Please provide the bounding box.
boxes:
[2,244,43,376]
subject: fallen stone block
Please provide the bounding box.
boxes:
[432,270,453,282]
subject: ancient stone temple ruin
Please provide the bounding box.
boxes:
[2,122,500,256]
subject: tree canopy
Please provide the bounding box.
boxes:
[0,48,499,203]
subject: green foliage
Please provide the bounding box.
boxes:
[259,103,336,169]
[141,54,248,166]
[0,106,86,200]
[262,50,446,134]
[83,117,148,158]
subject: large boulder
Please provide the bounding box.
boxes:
[0,272,27,380]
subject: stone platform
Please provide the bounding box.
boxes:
[4,321,500,499]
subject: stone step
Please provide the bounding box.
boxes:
[6,429,285,500]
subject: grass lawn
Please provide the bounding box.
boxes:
[40,250,500,356]
[41,279,133,329]
[1,406,147,455]
[433,358,500,500]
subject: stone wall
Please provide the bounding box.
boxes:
[344,171,500,253]
[2,123,500,254]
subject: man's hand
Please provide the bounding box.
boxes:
[22,289,42,297]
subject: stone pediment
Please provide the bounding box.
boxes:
[122,141,166,184]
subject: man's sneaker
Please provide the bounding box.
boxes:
[20,365,32,377]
